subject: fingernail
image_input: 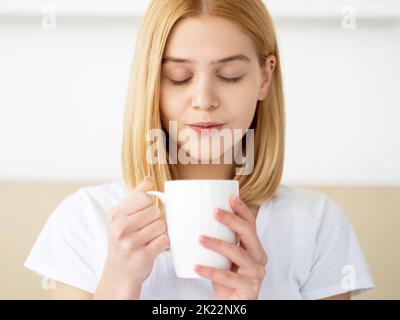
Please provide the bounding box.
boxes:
[232,195,241,203]
[194,265,203,272]
[141,177,149,185]
[214,209,222,219]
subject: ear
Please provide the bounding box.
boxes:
[258,55,276,101]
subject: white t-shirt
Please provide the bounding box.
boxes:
[24,180,374,299]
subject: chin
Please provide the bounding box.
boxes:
[185,146,233,165]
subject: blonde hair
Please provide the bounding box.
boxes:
[121,0,285,217]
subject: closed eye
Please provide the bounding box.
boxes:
[170,78,192,86]
[169,76,243,86]
[218,76,242,83]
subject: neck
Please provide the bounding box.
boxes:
[176,162,235,180]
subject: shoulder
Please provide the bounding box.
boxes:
[78,179,129,207]
[271,184,348,219]
[264,184,351,238]
[50,179,129,227]
[23,181,128,294]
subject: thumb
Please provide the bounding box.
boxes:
[135,176,154,193]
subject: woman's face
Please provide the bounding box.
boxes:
[160,15,275,163]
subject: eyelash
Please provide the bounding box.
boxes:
[170,76,242,86]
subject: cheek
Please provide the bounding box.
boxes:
[223,85,258,129]
[159,87,186,126]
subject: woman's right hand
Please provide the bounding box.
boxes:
[94,177,169,299]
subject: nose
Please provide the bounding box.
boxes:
[190,76,220,111]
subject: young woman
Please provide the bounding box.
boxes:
[25,0,374,300]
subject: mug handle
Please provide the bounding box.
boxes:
[145,191,167,204]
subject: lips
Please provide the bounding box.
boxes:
[187,122,226,133]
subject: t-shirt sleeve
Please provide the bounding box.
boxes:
[300,196,375,300]
[24,189,97,294]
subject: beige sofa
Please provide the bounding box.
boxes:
[1,181,399,299]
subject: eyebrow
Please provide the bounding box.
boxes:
[162,54,251,65]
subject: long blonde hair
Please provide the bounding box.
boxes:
[121,0,285,217]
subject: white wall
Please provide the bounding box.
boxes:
[278,18,400,185]
[0,17,136,182]
[0,1,399,185]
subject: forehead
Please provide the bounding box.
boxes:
[163,16,257,63]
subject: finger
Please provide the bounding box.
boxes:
[111,177,155,216]
[146,233,170,258]
[134,219,167,247]
[134,204,162,230]
[215,208,265,263]
[229,195,256,224]
[214,208,252,244]
[120,204,162,234]
[111,193,153,217]
[199,235,263,278]
[135,176,155,192]
[194,265,259,290]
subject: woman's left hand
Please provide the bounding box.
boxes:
[194,195,268,300]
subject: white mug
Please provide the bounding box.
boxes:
[146,179,239,278]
